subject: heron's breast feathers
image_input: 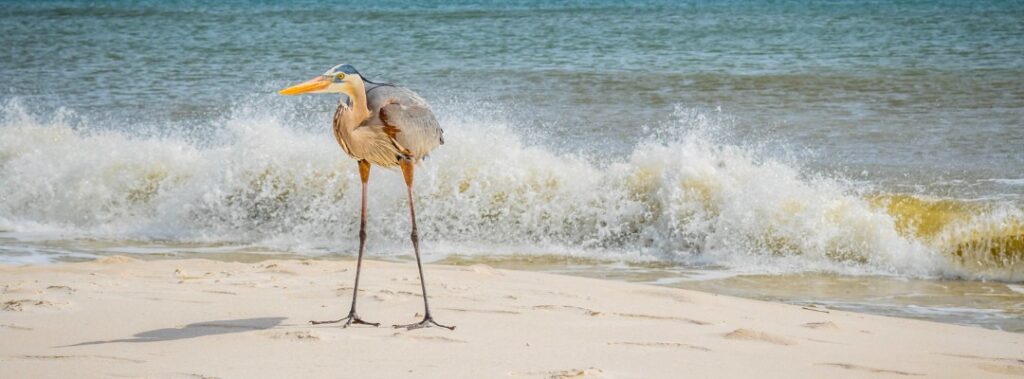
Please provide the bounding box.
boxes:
[332,106,354,157]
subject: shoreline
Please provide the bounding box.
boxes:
[1,257,1022,378]
[11,249,1020,332]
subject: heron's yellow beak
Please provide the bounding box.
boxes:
[278,76,331,95]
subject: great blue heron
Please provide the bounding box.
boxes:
[279,64,451,331]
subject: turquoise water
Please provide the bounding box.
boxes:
[4,0,1022,185]
[1,1,1023,330]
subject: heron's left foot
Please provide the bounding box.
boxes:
[392,315,455,331]
[310,311,379,328]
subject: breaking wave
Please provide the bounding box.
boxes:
[0,100,1021,281]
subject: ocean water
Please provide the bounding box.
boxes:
[1,1,1022,330]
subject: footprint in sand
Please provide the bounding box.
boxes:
[174,268,209,281]
[17,355,145,364]
[723,328,796,346]
[801,321,838,330]
[0,323,33,331]
[934,353,1024,376]
[379,289,421,297]
[441,283,473,291]
[976,363,1024,376]
[174,373,222,379]
[45,285,76,294]
[371,289,422,302]
[525,288,587,300]
[531,305,602,316]
[331,285,355,295]
[612,312,710,325]
[608,341,711,352]
[203,290,238,295]
[816,363,923,376]
[142,297,212,305]
[2,299,66,312]
[391,332,467,343]
[508,367,604,378]
[257,263,299,275]
[441,307,520,315]
[261,330,322,341]
[936,353,1024,365]
[632,288,690,304]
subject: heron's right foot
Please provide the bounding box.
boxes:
[310,311,379,328]
[392,315,455,331]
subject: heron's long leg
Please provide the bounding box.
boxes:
[393,159,455,331]
[311,160,379,328]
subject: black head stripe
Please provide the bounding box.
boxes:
[338,64,359,75]
[333,63,391,86]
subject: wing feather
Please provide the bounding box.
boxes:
[367,86,445,160]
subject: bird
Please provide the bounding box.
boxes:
[279,64,451,331]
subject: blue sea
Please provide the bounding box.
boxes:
[1,1,1022,331]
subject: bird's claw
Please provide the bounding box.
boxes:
[392,316,455,331]
[310,312,380,328]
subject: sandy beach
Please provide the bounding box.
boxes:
[0,257,1020,378]
[4,1,1024,378]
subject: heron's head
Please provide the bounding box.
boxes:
[278,64,365,97]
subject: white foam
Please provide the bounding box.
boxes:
[988,178,1024,186]
[0,101,1019,280]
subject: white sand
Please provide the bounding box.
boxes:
[1,257,1022,378]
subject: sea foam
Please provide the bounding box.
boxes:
[0,100,1020,280]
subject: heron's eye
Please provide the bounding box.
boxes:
[336,73,346,80]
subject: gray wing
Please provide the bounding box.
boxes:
[365,84,444,160]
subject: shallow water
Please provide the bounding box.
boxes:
[1,1,1022,331]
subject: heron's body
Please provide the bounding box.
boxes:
[332,82,444,167]
[280,64,453,331]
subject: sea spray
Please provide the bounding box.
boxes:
[0,101,1021,281]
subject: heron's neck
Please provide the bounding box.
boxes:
[333,80,370,156]
[342,80,370,123]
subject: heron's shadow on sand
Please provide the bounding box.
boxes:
[62,317,286,347]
